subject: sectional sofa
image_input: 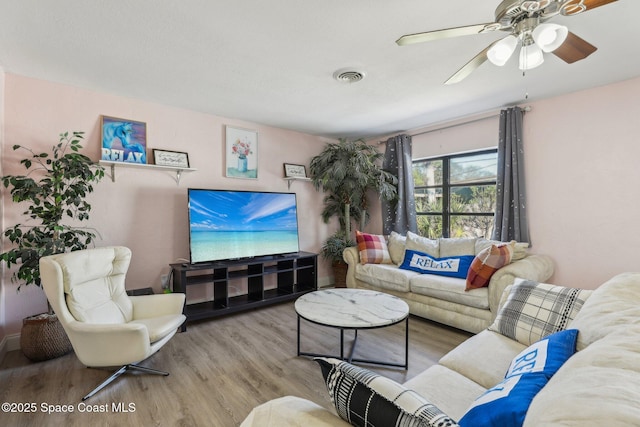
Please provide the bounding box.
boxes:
[242,273,640,426]
[343,232,554,333]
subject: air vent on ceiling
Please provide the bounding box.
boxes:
[333,68,366,83]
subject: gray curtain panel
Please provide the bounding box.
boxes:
[492,107,530,243]
[382,134,417,235]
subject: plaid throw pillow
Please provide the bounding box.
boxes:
[465,242,514,291]
[316,357,459,427]
[489,279,591,346]
[356,231,392,264]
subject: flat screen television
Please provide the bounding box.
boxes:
[187,188,300,264]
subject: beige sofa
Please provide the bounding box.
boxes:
[344,234,554,333]
[242,273,640,426]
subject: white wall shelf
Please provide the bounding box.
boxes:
[284,176,312,190]
[99,160,197,185]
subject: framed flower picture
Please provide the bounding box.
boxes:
[225,126,258,179]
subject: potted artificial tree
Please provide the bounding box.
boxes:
[310,138,397,287]
[0,131,105,361]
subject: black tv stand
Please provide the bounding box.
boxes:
[171,251,317,331]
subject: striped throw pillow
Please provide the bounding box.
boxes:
[316,358,459,427]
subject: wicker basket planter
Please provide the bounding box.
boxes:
[332,261,348,288]
[20,313,72,362]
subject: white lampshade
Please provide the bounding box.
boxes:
[519,43,544,70]
[532,23,568,52]
[487,35,518,66]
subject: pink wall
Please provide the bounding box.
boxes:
[2,71,639,342]
[0,69,5,345]
[0,73,335,335]
[408,76,640,290]
[525,77,640,288]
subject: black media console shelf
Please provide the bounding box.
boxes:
[171,251,317,331]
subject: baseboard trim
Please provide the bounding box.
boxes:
[0,333,20,364]
[317,277,333,289]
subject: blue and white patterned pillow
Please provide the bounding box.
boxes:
[399,249,474,279]
[316,357,459,427]
[458,329,579,427]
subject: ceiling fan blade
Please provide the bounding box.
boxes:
[561,0,617,15]
[582,0,618,10]
[552,31,597,64]
[396,23,497,46]
[444,42,496,85]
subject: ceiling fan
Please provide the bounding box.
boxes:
[396,0,617,84]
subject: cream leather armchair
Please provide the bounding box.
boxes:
[39,246,186,401]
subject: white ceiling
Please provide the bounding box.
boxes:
[0,1,637,139]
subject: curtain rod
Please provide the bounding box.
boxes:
[410,105,531,137]
[379,105,531,142]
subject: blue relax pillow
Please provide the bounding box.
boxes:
[399,249,474,279]
[458,329,579,427]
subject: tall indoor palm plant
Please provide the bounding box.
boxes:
[310,138,397,284]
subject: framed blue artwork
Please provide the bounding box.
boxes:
[101,115,147,164]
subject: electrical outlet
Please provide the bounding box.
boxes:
[160,274,170,289]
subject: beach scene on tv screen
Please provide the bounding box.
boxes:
[189,190,300,263]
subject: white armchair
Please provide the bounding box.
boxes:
[39,246,186,401]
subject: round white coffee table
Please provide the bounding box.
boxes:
[295,288,410,368]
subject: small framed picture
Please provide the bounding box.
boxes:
[152,149,190,168]
[284,163,307,178]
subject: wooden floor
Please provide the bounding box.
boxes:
[0,301,471,427]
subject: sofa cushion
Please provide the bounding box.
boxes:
[489,278,590,346]
[439,237,476,257]
[387,231,406,265]
[403,364,487,422]
[240,396,352,427]
[458,329,579,427]
[568,272,640,351]
[405,231,439,257]
[355,231,392,264]
[440,330,526,389]
[524,326,640,426]
[466,242,514,291]
[410,274,490,310]
[354,263,418,293]
[399,249,474,279]
[316,357,459,427]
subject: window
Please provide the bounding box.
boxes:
[413,149,497,239]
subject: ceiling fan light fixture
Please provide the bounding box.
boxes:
[532,23,569,52]
[487,35,518,66]
[519,43,544,70]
